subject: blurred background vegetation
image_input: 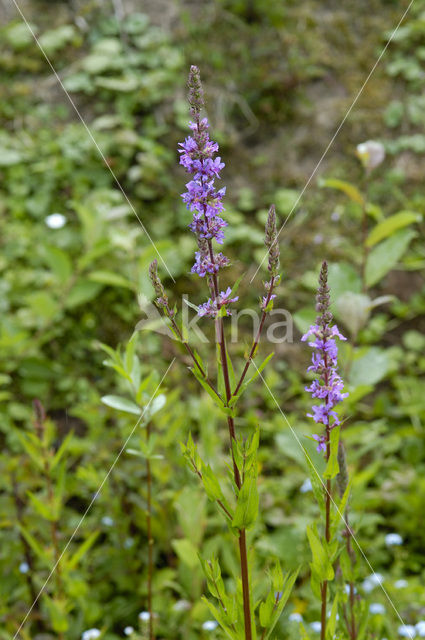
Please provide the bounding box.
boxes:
[0,0,424,638]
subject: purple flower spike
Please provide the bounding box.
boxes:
[179,66,235,318]
[198,288,238,318]
[179,68,229,286]
[303,262,348,455]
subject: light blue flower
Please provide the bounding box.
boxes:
[398,625,416,638]
[395,579,408,589]
[289,613,303,622]
[101,516,114,527]
[310,621,321,633]
[300,478,312,493]
[82,629,101,640]
[363,573,383,593]
[139,611,151,622]
[416,621,425,637]
[19,562,29,574]
[370,603,385,615]
[385,533,403,547]
[173,600,191,612]
[202,620,218,631]
[124,627,134,637]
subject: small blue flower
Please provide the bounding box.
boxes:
[370,603,385,615]
[82,629,101,640]
[395,579,408,589]
[300,478,312,493]
[416,621,425,637]
[124,627,134,637]
[398,625,416,638]
[101,516,114,527]
[289,613,303,622]
[139,611,151,622]
[202,620,218,631]
[362,572,383,593]
[385,533,403,547]
[310,621,322,633]
[19,562,29,574]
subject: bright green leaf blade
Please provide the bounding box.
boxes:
[101,395,140,415]
[366,211,421,247]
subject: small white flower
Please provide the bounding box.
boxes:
[344,584,357,595]
[356,140,385,171]
[101,516,114,527]
[398,625,416,638]
[395,579,408,589]
[363,572,383,593]
[416,621,425,637]
[300,478,312,493]
[310,621,322,633]
[45,213,67,229]
[124,627,134,637]
[370,603,385,615]
[19,562,29,574]
[202,620,218,631]
[82,629,101,640]
[385,533,403,547]
[289,613,303,622]
[124,537,134,549]
[139,611,151,622]
[172,600,191,612]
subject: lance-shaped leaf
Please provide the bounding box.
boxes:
[260,564,300,639]
[232,473,259,530]
[324,426,340,479]
[101,395,141,415]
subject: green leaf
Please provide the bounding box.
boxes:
[201,597,239,640]
[101,395,140,415]
[349,347,391,387]
[365,229,416,287]
[19,526,50,563]
[38,25,76,54]
[88,270,136,290]
[319,178,365,205]
[306,525,334,583]
[327,262,362,301]
[326,594,339,640]
[305,455,325,512]
[331,479,352,537]
[43,595,69,633]
[66,531,100,570]
[366,211,421,247]
[202,464,224,502]
[42,245,73,283]
[65,280,103,308]
[27,492,57,521]
[51,431,73,470]
[172,538,199,569]
[232,474,258,530]
[324,426,340,479]
[262,569,299,639]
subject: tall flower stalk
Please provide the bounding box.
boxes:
[303,261,348,640]
[149,66,296,640]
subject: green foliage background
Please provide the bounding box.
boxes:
[0,0,424,638]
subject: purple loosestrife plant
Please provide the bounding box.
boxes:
[149,66,297,640]
[303,261,351,640]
